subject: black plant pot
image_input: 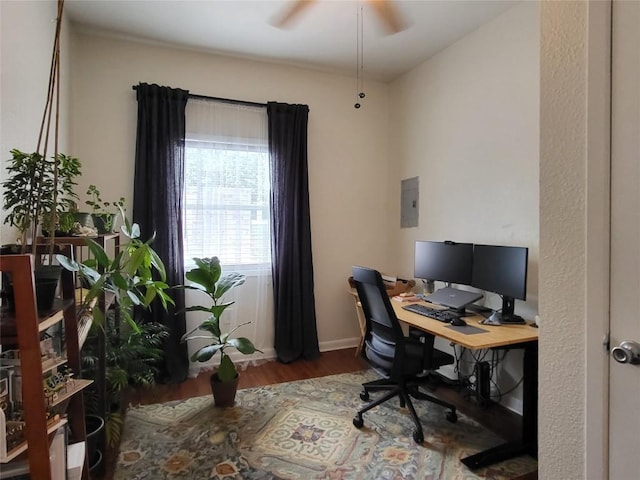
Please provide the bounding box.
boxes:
[34,265,62,313]
[41,229,73,238]
[89,449,103,474]
[91,214,117,234]
[74,212,93,228]
[1,265,61,313]
[0,244,21,255]
[210,372,239,407]
[85,414,105,466]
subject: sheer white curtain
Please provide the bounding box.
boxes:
[183,98,273,376]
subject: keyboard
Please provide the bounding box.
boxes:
[401,303,460,323]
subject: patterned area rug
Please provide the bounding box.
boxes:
[115,370,537,479]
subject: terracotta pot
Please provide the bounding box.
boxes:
[210,372,239,407]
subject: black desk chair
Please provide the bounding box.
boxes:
[351,266,457,443]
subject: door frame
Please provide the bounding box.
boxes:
[584,0,611,477]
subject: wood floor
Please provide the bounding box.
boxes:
[101,348,536,480]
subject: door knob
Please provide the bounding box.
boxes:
[611,340,640,365]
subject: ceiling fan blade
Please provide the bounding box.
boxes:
[271,0,317,29]
[368,0,406,34]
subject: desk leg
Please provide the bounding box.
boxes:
[461,341,538,470]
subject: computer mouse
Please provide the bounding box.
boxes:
[450,318,467,327]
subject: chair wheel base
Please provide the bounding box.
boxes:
[447,410,458,423]
[413,430,424,443]
[353,415,364,428]
[360,390,370,401]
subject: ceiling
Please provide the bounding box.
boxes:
[65,0,518,83]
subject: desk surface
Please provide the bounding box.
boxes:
[393,301,538,349]
[348,289,538,349]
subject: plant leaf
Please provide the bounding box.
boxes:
[198,318,221,338]
[180,324,201,342]
[215,272,246,299]
[55,254,78,271]
[228,337,260,354]
[85,238,110,267]
[148,247,167,281]
[105,411,124,447]
[216,353,237,382]
[192,344,223,362]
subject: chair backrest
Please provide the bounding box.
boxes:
[352,266,407,375]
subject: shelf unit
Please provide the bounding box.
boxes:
[0,253,91,479]
[38,233,120,476]
[1,418,68,464]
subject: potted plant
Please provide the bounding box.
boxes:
[85,184,125,234]
[56,208,172,446]
[180,257,261,407]
[2,149,81,311]
[42,201,93,237]
[2,149,82,250]
[81,312,168,451]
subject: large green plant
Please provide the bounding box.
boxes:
[181,257,260,382]
[57,209,173,445]
[2,149,81,252]
[81,315,168,445]
[57,207,174,329]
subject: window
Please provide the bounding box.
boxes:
[183,100,273,370]
[183,100,270,273]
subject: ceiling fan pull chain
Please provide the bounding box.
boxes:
[355,1,365,109]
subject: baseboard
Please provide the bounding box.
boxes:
[500,396,523,416]
[436,364,459,381]
[187,338,361,377]
[319,337,360,352]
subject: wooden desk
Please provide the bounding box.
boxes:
[392,301,538,349]
[394,300,538,470]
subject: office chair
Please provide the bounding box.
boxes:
[351,266,457,443]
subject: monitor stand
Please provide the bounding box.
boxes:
[483,296,526,325]
[484,311,525,325]
[452,306,469,316]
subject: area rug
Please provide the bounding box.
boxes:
[114,370,537,479]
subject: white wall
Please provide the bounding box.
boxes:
[539,1,609,477]
[387,3,539,413]
[0,0,72,244]
[68,33,393,352]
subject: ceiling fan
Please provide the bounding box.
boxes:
[271,0,407,34]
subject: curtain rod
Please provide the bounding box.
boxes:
[131,85,266,108]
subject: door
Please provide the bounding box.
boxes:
[609,1,640,478]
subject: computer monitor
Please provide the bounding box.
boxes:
[414,240,473,286]
[471,244,528,323]
[414,241,480,311]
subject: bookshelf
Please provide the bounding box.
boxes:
[0,254,91,479]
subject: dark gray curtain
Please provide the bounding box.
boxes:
[133,82,189,383]
[267,102,320,363]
